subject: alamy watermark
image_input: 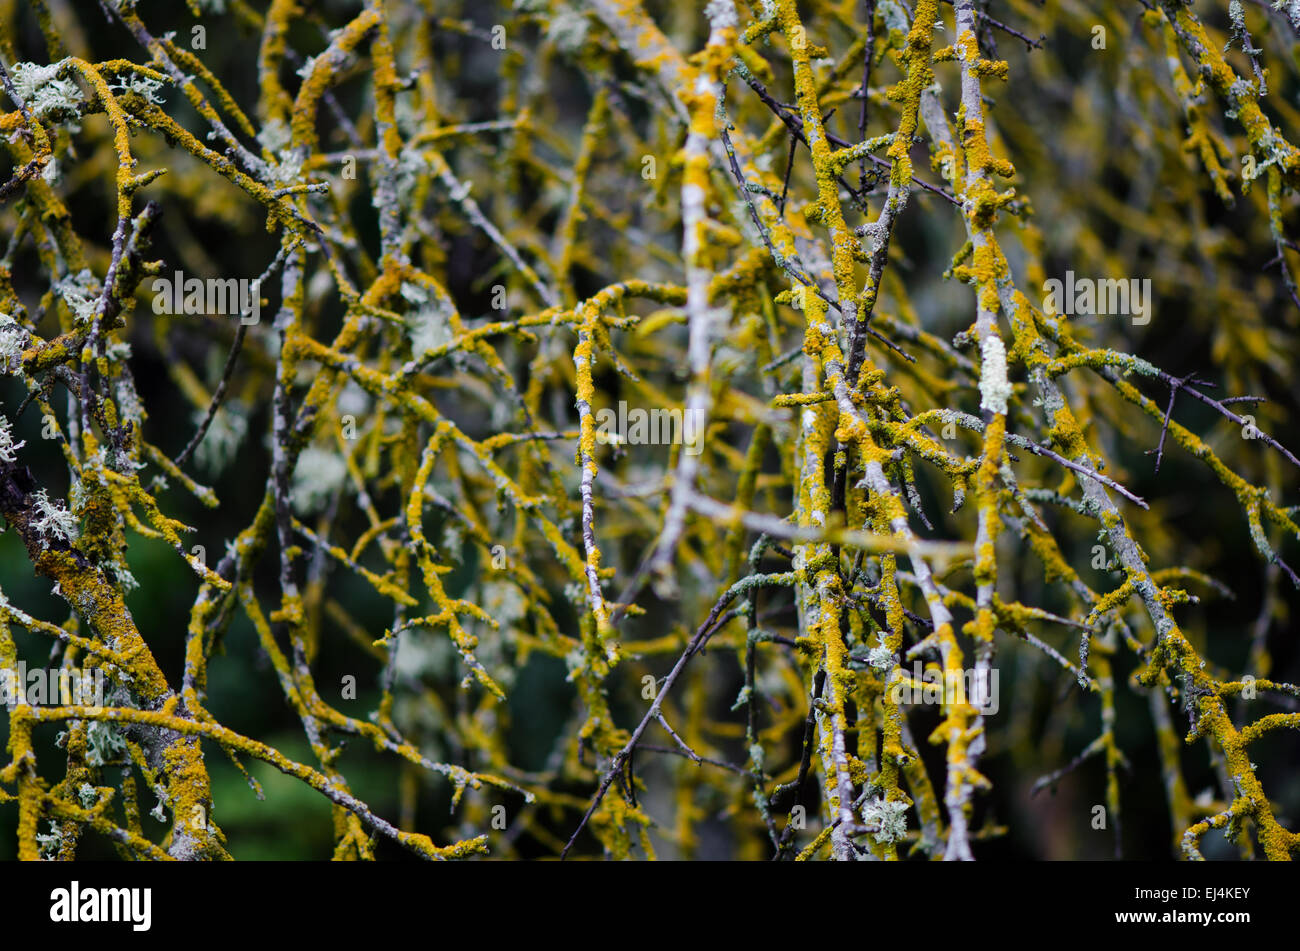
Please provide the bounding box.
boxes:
[887,661,1000,715]
[593,402,706,456]
[50,882,151,931]
[1042,270,1152,325]
[0,662,104,711]
[152,270,260,325]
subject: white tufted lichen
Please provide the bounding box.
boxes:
[84,722,125,769]
[547,6,591,53]
[9,61,84,122]
[861,797,910,844]
[291,447,348,514]
[705,0,738,30]
[0,314,27,372]
[866,646,895,670]
[109,72,166,104]
[400,281,456,359]
[30,489,79,545]
[1274,0,1300,31]
[256,117,292,153]
[0,413,24,463]
[978,331,1012,416]
[194,405,247,475]
[55,269,101,325]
